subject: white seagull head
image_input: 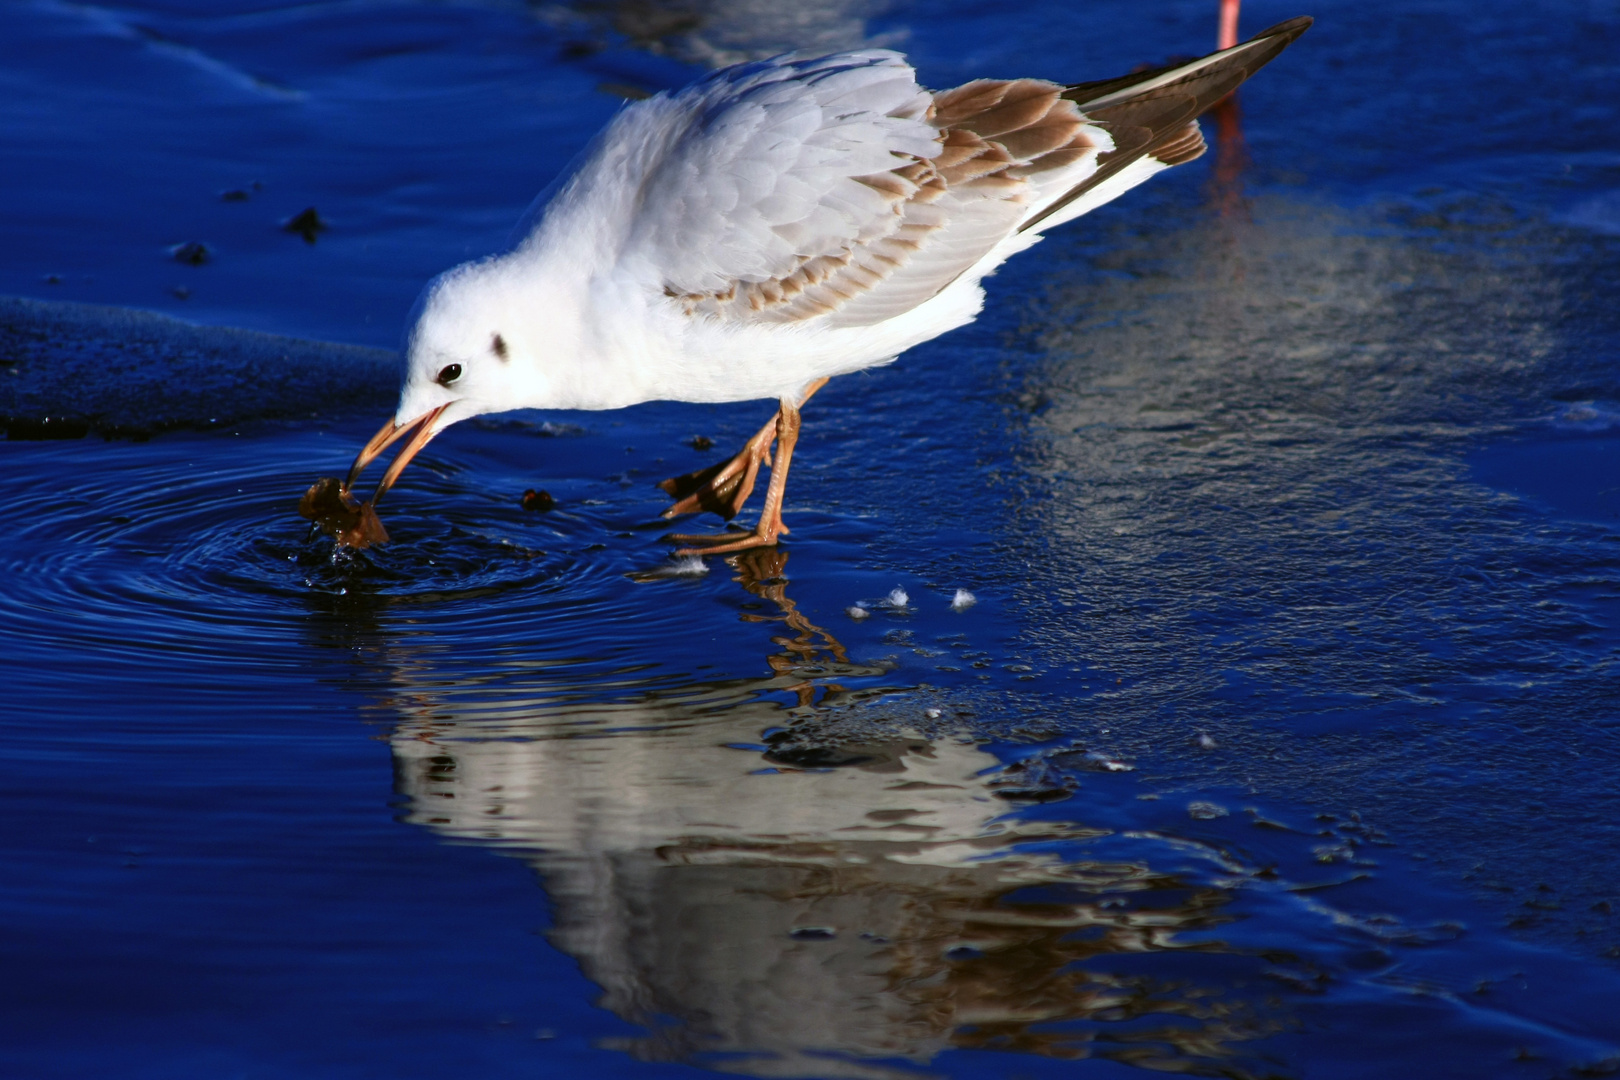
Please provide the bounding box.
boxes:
[401,257,555,428]
[342,256,560,506]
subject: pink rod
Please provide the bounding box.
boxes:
[1218,0,1240,49]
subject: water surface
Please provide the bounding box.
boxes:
[4,1,1620,1078]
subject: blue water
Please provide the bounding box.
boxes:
[4,1,1620,1077]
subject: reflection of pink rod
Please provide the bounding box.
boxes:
[1219,0,1241,49]
[1208,3,1250,219]
[1207,93,1249,220]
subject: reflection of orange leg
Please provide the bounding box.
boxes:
[659,378,827,523]
[669,390,808,555]
[731,548,849,707]
[732,548,849,666]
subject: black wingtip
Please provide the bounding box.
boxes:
[1246,15,1314,48]
[1062,15,1313,111]
[1024,15,1314,234]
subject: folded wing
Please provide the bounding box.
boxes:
[631,18,1311,331]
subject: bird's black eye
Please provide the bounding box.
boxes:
[436,363,462,386]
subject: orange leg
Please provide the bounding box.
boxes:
[668,382,818,556]
[658,377,827,524]
[658,412,778,521]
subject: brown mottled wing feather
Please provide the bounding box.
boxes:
[677,17,1310,327]
[680,78,1100,328]
[1150,123,1209,167]
[1019,15,1313,233]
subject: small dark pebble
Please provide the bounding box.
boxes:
[283,207,327,244]
[765,746,874,769]
[598,81,652,101]
[6,416,90,440]
[992,786,1071,804]
[789,927,836,941]
[171,285,191,300]
[170,241,211,265]
[43,274,62,284]
[220,189,252,202]
[1570,1054,1620,1077]
[521,489,556,512]
[686,435,714,450]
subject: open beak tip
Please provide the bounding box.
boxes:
[370,403,451,506]
[343,403,451,504]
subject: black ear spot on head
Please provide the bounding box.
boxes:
[491,333,508,360]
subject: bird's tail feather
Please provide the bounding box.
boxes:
[1019,15,1313,234]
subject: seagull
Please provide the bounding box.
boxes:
[339,17,1312,555]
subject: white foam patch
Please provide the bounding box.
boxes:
[886,587,909,607]
[632,555,710,581]
[950,588,976,611]
[1548,402,1620,432]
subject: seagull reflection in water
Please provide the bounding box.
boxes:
[387,553,1292,1078]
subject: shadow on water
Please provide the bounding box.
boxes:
[382,551,1295,1080]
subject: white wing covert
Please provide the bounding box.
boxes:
[619,52,1122,330]
[622,52,939,309]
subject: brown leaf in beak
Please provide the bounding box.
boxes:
[306,403,451,548]
[299,477,390,549]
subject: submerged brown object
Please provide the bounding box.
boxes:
[298,477,390,549]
